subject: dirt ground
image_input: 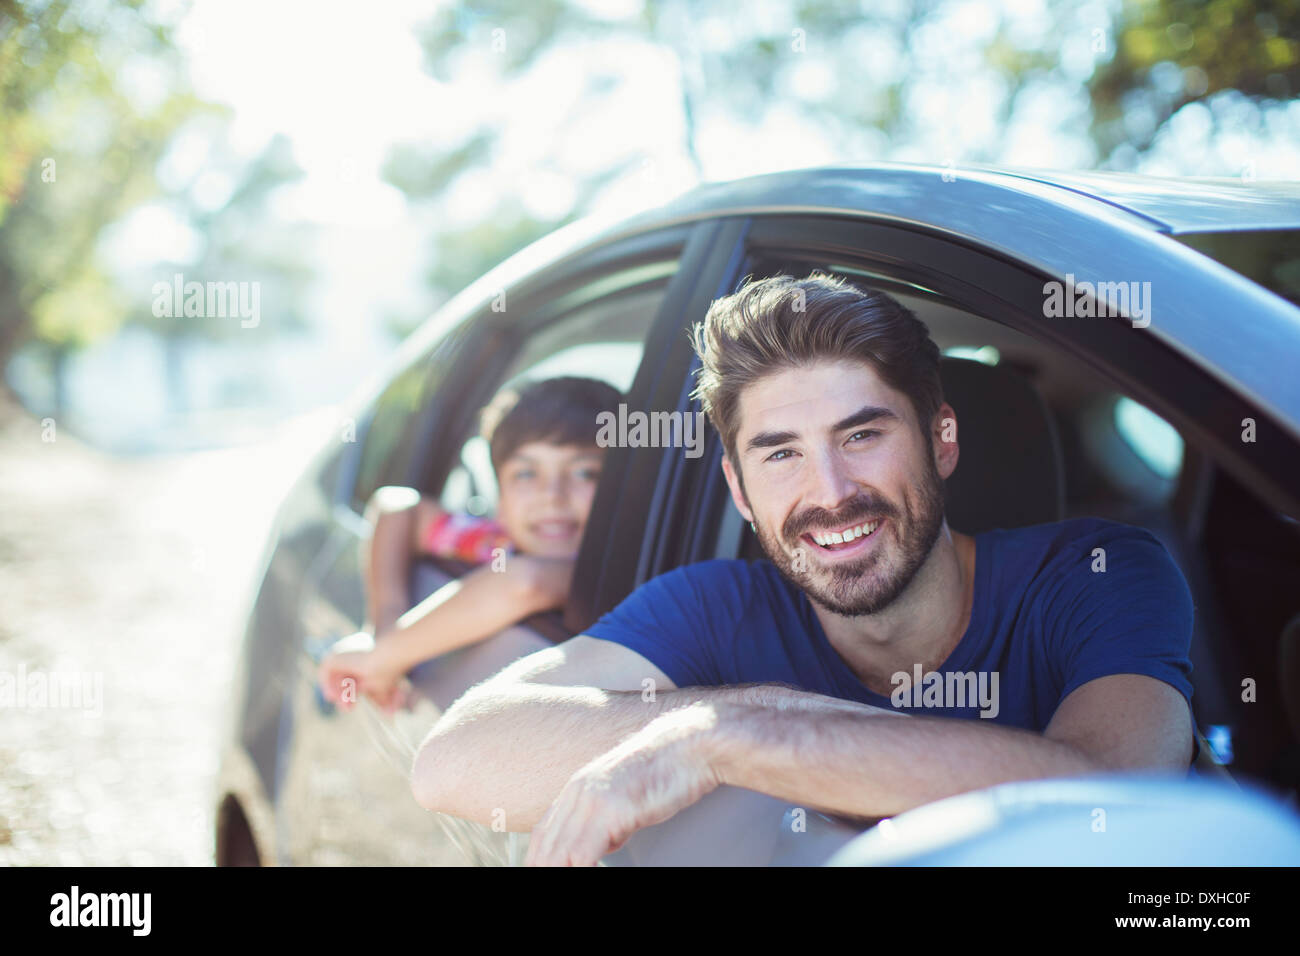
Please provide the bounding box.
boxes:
[0,394,325,865]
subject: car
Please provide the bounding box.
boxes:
[214,163,1300,866]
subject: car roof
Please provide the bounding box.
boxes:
[986,166,1300,233]
[616,162,1300,235]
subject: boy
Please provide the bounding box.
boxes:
[317,375,622,712]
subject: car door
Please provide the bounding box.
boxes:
[275,221,718,865]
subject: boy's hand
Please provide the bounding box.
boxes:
[317,633,411,715]
[505,555,575,613]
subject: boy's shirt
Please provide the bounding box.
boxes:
[421,510,513,564]
[585,517,1199,757]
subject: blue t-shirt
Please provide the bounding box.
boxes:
[586,518,1196,743]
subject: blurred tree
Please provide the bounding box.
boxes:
[383,0,1057,320]
[389,0,1298,325]
[383,0,752,326]
[0,0,316,420]
[1090,0,1300,165]
[128,132,314,413]
[0,0,213,411]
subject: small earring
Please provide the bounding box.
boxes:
[749,521,756,532]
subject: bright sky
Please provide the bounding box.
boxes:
[175,0,439,227]
[106,0,713,345]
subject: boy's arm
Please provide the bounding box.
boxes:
[362,487,442,636]
[372,556,573,675]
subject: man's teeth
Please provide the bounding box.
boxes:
[812,520,879,547]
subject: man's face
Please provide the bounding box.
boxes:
[496,442,604,558]
[722,359,955,617]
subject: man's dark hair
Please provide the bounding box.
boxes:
[480,375,623,473]
[690,272,943,466]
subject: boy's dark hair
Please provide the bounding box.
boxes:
[690,272,943,466]
[480,375,624,473]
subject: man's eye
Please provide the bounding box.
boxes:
[512,470,536,481]
[576,468,601,482]
[847,430,879,443]
[766,449,795,462]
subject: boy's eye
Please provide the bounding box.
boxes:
[765,449,796,463]
[511,469,536,481]
[847,429,879,443]
[575,467,601,482]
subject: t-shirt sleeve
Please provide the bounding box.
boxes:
[583,563,739,688]
[1044,525,1195,711]
[420,511,511,564]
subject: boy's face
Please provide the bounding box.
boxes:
[495,442,605,557]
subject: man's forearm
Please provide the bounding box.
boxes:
[411,680,897,830]
[705,703,1105,819]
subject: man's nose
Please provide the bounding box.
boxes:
[803,447,859,512]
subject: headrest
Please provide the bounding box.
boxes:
[939,356,1064,533]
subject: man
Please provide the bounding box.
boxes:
[410,273,1197,866]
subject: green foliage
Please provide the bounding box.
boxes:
[0,0,213,362]
[389,0,1299,321]
[132,132,313,342]
[1089,0,1300,159]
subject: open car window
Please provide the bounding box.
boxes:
[438,283,658,518]
[421,269,676,646]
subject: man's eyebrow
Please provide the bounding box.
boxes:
[830,404,900,433]
[745,429,800,452]
[744,404,900,455]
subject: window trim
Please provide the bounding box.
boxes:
[566,216,754,631]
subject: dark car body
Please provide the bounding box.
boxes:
[214,163,1300,866]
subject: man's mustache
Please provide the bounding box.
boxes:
[783,494,900,540]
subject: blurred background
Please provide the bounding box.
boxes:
[1,0,1298,865]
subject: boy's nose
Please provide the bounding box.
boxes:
[544,474,570,501]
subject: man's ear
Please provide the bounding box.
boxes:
[720,455,754,523]
[932,402,960,480]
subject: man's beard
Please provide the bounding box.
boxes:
[753,456,946,617]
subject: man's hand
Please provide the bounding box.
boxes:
[525,703,723,866]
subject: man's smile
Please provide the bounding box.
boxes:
[800,517,887,559]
